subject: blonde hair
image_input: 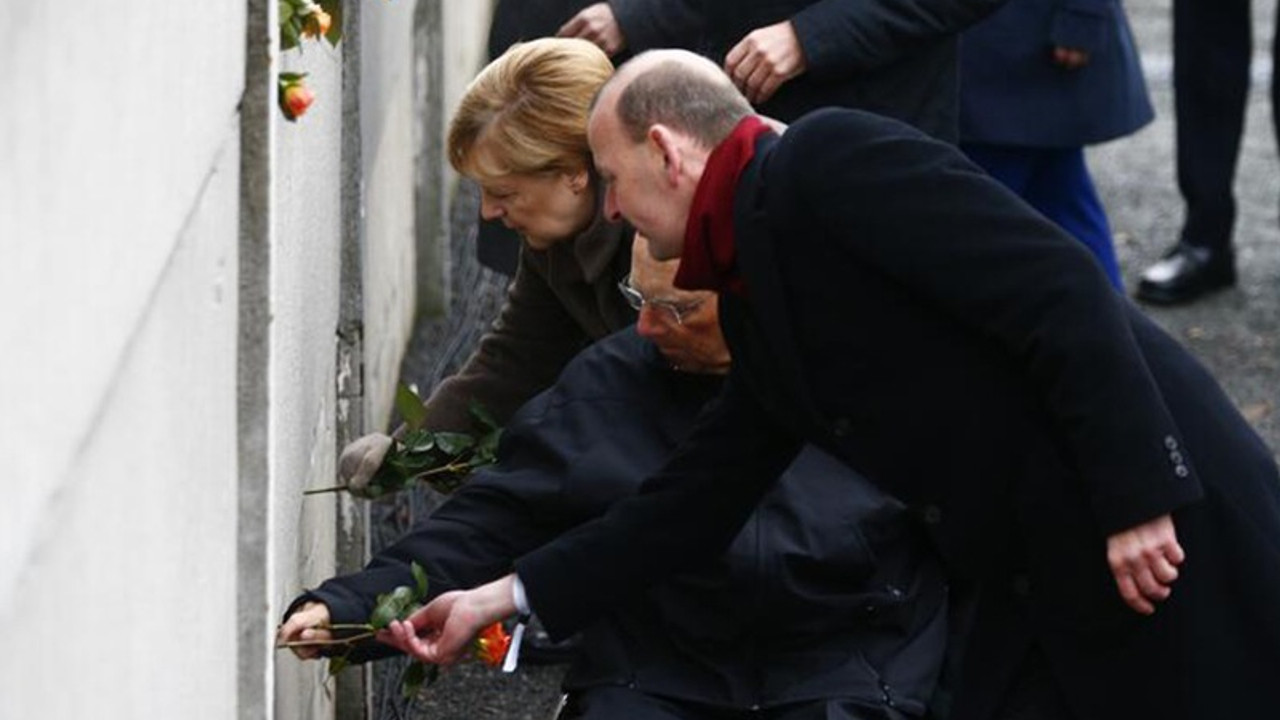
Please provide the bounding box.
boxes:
[448,38,614,179]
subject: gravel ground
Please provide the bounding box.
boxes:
[369,2,1279,714]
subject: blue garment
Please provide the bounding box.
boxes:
[962,143,1124,290]
[958,0,1153,147]
[958,0,1151,288]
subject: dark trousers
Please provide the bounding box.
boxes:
[1173,0,1280,252]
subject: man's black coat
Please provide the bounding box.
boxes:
[516,110,1280,719]
[296,329,947,712]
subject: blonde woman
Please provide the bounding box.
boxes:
[340,38,636,492]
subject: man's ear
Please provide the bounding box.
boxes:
[648,124,684,187]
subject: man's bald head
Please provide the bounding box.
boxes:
[593,49,754,151]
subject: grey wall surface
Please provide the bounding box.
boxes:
[0,0,495,718]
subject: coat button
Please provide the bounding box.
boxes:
[922,505,943,525]
[1170,451,1184,464]
[1175,465,1190,478]
[1164,435,1179,450]
[832,417,854,438]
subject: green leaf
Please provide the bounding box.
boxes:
[396,384,429,432]
[434,432,475,456]
[400,429,436,454]
[280,16,301,51]
[401,662,427,699]
[468,400,500,431]
[369,463,406,495]
[370,585,417,629]
[390,454,437,474]
[279,0,294,24]
[476,428,502,460]
[318,0,343,45]
[411,562,429,601]
[328,656,349,676]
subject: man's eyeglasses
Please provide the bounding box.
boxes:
[616,274,707,326]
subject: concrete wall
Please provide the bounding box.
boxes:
[267,10,347,719]
[0,0,494,717]
[359,0,424,435]
[0,2,245,718]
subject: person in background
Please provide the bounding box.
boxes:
[337,39,636,491]
[560,0,1009,141]
[958,0,1154,290]
[282,238,948,720]
[1133,0,1277,304]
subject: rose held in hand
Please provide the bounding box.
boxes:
[473,623,512,667]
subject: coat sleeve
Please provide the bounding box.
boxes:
[419,249,589,432]
[775,110,1203,534]
[789,0,1008,77]
[514,369,804,640]
[610,0,705,52]
[290,386,620,663]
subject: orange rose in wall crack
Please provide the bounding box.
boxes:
[301,6,333,38]
[278,73,315,121]
[473,623,513,667]
[277,0,346,122]
[280,0,342,50]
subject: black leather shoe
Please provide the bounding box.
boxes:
[1135,243,1235,305]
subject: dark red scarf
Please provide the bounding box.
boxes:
[673,115,772,295]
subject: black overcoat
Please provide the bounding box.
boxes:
[516,110,1280,719]
[295,329,947,712]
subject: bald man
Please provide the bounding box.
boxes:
[385,51,1280,720]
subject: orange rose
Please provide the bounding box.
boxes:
[302,7,332,38]
[278,73,315,121]
[472,622,511,667]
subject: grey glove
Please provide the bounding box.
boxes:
[338,433,394,498]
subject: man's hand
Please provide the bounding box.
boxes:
[338,433,394,498]
[558,3,627,57]
[1051,46,1090,70]
[724,21,808,106]
[378,574,517,665]
[1106,513,1185,614]
[277,601,333,660]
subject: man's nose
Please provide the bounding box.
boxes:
[635,306,668,338]
[480,195,504,220]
